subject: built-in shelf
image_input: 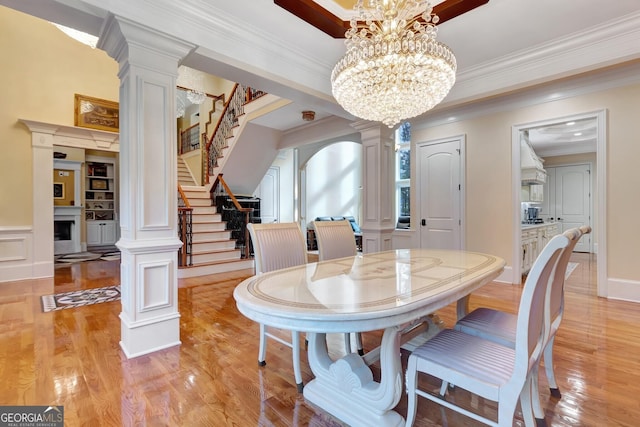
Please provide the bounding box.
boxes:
[85,156,118,245]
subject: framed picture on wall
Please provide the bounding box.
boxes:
[74,94,119,132]
[53,183,64,199]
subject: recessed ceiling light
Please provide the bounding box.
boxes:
[566,121,576,126]
[574,132,582,136]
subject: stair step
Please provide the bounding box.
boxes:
[192,222,226,232]
[191,249,241,264]
[192,230,231,242]
[190,199,213,207]
[183,191,210,199]
[192,240,236,252]
[177,259,254,278]
[191,206,218,215]
[192,213,222,222]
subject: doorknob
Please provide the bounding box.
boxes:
[421,219,426,226]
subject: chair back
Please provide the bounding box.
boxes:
[247,222,308,274]
[547,226,591,325]
[514,233,569,381]
[313,220,357,261]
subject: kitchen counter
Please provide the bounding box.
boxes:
[521,221,558,230]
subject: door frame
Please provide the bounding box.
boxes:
[511,109,607,296]
[416,134,466,251]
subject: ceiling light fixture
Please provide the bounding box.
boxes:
[302,110,316,121]
[177,66,207,105]
[330,0,456,128]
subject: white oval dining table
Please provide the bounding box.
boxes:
[234,248,505,427]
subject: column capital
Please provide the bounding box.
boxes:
[98,14,195,70]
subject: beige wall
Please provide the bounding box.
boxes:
[0,6,119,226]
[413,82,640,283]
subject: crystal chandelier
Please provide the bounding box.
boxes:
[177,66,207,105]
[331,0,457,128]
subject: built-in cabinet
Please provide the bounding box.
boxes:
[85,156,118,246]
[521,184,543,202]
[521,222,559,273]
[86,221,117,246]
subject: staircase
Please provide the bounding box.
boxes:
[177,85,289,278]
[178,184,253,278]
[178,157,197,186]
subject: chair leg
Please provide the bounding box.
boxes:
[544,336,561,398]
[520,371,541,427]
[404,356,419,427]
[343,333,352,354]
[258,323,267,366]
[356,332,364,356]
[531,362,546,421]
[439,381,449,397]
[292,331,303,393]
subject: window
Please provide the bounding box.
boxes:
[395,122,411,222]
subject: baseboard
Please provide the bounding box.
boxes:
[607,278,640,303]
[494,265,516,284]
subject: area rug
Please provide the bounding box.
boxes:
[565,262,579,279]
[41,285,121,312]
[55,250,120,267]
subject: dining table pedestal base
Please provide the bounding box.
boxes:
[303,328,406,427]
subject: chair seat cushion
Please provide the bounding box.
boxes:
[454,307,517,348]
[411,329,515,395]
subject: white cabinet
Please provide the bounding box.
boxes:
[530,184,543,202]
[521,223,559,273]
[521,184,543,202]
[87,221,117,246]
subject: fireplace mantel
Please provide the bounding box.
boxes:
[20,119,119,152]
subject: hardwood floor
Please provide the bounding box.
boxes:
[1,252,638,426]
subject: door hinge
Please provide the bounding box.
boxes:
[458,184,461,190]
[456,148,461,155]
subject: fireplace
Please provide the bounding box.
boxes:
[54,207,82,254]
[54,220,74,241]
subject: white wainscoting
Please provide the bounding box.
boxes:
[0,226,45,283]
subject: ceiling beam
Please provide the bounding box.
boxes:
[275,0,489,39]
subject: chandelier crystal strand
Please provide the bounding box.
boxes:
[331,0,456,128]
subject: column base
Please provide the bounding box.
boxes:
[119,312,181,358]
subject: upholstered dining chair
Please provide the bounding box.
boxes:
[452,226,590,423]
[404,233,570,427]
[247,222,308,392]
[313,220,357,261]
[312,219,363,355]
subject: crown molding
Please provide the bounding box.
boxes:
[447,11,640,107]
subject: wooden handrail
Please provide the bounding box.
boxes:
[204,84,241,184]
[177,184,193,266]
[211,173,253,259]
[177,184,191,209]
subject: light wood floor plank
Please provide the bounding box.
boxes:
[0,253,638,425]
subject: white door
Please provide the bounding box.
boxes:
[554,164,591,252]
[417,138,463,250]
[257,167,279,223]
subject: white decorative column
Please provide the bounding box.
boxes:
[23,122,56,278]
[353,121,395,253]
[99,15,194,358]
